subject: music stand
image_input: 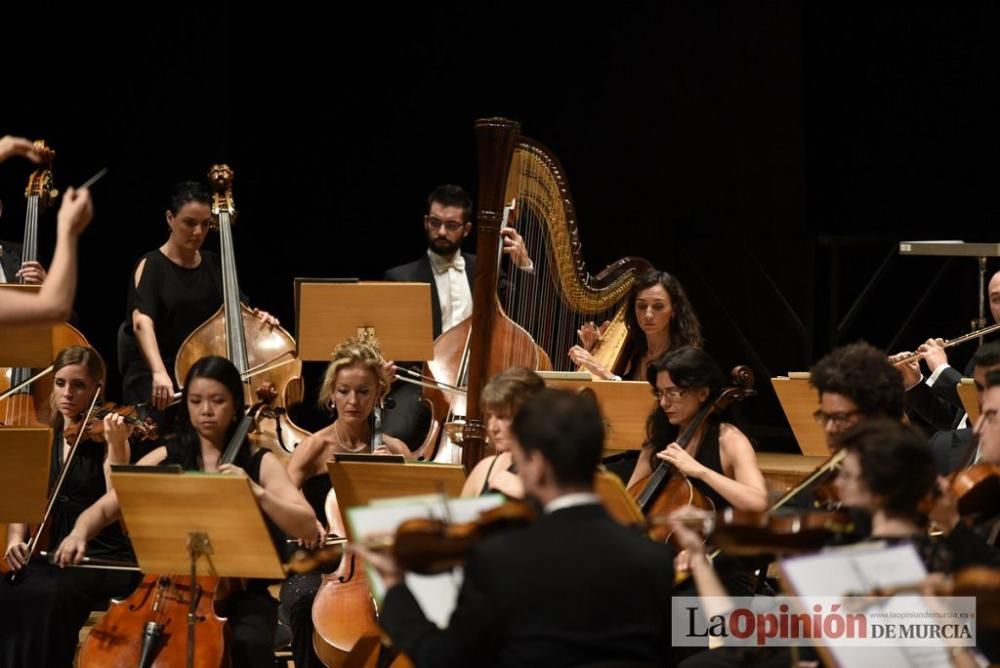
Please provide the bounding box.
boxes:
[900,241,1000,334]
[957,378,980,423]
[0,285,57,367]
[0,428,52,523]
[771,375,829,456]
[540,375,655,451]
[594,470,644,526]
[112,469,284,668]
[294,279,434,361]
[327,459,465,541]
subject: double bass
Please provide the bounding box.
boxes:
[174,164,309,456]
[0,140,89,427]
[417,119,555,469]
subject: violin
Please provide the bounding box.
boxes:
[62,402,159,443]
[391,500,537,575]
[708,507,856,557]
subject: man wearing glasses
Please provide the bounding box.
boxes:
[381,184,534,446]
[808,341,906,452]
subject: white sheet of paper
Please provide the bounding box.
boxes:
[781,543,951,668]
[346,494,506,628]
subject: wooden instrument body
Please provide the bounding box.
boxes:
[77,574,230,667]
[0,323,89,426]
[311,486,379,667]
[175,303,303,411]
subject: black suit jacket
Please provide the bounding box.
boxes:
[384,252,477,339]
[0,240,23,283]
[907,365,965,432]
[929,427,974,476]
[380,504,675,668]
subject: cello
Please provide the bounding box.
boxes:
[0,140,89,427]
[310,485,380,667]
[627,366,756,545]
[174,164,308,456]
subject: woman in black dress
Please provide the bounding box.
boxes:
[119,181,277,410]
[0,346,137,668]
[55,355,316,668]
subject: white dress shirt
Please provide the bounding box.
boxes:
[428,249,473,332]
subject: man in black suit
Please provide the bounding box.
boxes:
[922,342,1000,475]
[359,389,675,668]
[903,270,1000,433]
[381,184,533,447]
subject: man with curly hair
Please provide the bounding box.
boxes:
[809,341,905,452]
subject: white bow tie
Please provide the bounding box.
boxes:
[430,253,465,274]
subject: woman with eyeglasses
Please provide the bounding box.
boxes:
[627,346,767,513]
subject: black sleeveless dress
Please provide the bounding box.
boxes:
[278,472,333,668]
[162,442,283,668]
[0,428,139,668]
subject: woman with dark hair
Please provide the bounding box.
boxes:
[54,355,316,668]
[0,346,137,668]
[569,269,703,381]
[119,181,278,409]
[627,346,767,513]
[460,367,546,499]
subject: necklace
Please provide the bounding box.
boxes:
[334,420,368,453]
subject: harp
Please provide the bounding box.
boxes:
[498,135,653,375]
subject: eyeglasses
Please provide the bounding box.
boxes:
[652,387,688,402]
[812,409,862,428]
[426,216,465,232]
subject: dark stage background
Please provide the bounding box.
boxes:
[2,2,997,450]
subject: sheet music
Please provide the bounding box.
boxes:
[346,494,505,628]
[781,544,952,668]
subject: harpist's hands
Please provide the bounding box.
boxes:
[577,320,610,352]
[252,308,279,327]
[656,443,707,479]
[568,345,612,380]
[4,541,29,571]
[53,531,88,567]
[350,543,403,588]
[501,228,532,270]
